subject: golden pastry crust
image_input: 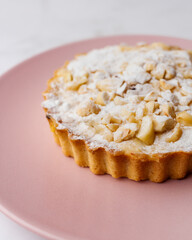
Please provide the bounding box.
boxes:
[42,42,192,182]
[45,112,192,182]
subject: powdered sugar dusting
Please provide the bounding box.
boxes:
[42,43,192,154]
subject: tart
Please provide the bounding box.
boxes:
[42,42,192,182]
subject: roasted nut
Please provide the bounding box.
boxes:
[102,114,121,132]
[144,91,158,101]
[109,92,116,101]
[136,103,146,120]
[96,79,111,91]
[96,91,110,106]
[102,129,113,142]
[106,123,119,132]
[114,123,138,143]
[102,114,122,124]
[119,45,132,51]
[153,115,175,133]
[187,50,192,61]
[136,116,155,145]
[109,115,122,124]
[76,101,100,117]
[145,101,159,114]
[146,101,155,114]
[154,108,161,115]
[179,96,192,106]
[55,67,72,80]
[160,91,179,105]
[177,61,187,68]
[164,66,176,80]
[166,123,183,142]
[150,42,171,50]
[151,79,160,91]
[63,70,73,82]
[177,105,190,112]
[180,88,189,96]
[96,78,122,92]
[116,82,128,96]
[144,62,156,72]
[160,103,176,118]
[78,84,88,94]
[83,125,96,138]
[180,83,192,96]
[176,111,192,126]
[55,68,73,82]
[151,64,166,80]
[121,110,136,123]
[114,96,127,105]
[167,78,179,88]
[93,70,109,81]
[127,95,142,104]
[160,79,175,90]
[66,77,87,91]
[95,124,113,142]
[183,69,192,79]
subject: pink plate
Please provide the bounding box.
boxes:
[1,35,192,240]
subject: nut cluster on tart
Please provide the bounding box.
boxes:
[42,42,192,182]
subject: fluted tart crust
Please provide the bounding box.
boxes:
[42,42,192,182]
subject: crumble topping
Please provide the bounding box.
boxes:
[42,42,192,153]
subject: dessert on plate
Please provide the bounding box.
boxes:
[42,42,192,182]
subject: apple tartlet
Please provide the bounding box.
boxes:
[42,42,192,182]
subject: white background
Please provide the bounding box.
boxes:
[1,0,192,239]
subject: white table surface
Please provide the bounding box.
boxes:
[1,0,192,239]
